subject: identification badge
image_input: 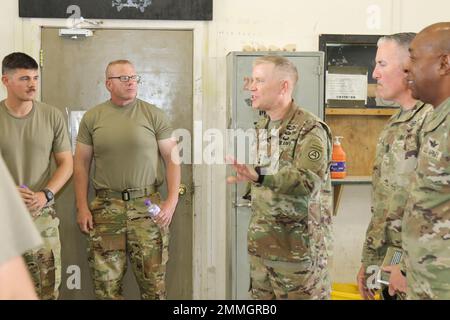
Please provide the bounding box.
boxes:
[376,247,404,286]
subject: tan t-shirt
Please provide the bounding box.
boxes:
[0,155,42,265]
[77,99,173,191]
[0,100,71,191]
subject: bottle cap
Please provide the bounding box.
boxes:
[334,136,344,145]
[144,199,152,207]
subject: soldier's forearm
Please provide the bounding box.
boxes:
[45,159,73,195]
[0,256,38,300]
[73,162,90,211]
[361,213,389,267]
[361,242,384,267]
[45,151,73,194]
[165,161,180,204]
[260,165,320,196]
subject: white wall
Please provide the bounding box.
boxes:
[1,0,449,298]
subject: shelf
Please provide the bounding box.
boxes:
[326,108,398,116]
[332,175,372,186]
[332,176,372,215]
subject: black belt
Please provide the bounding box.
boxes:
[96,186,157,201]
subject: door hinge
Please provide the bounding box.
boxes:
[39,49,44,68]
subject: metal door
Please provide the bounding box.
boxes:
[41,28,193,299]
[226,52,324,299]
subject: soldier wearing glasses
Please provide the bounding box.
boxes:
[74,60,180,299]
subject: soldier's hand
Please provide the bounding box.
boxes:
[155,200,177,228]
[382,265,407,296]
[17,186,35,209]
[17,187,46,216]
[28,191,47,214]
[225,155,258,183]
[77,208,94,234]
[357,264,376,300]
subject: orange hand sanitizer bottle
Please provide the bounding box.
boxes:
[331,136,346,179]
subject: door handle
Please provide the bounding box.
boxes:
[233,201,251,208]
[179,184,187,196]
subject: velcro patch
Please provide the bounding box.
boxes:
[308,149,322,161]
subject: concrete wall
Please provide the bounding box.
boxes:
[1,0,449,298]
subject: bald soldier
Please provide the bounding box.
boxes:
[402,22,450,299]
[227,55,332,299]
[357,33,433,300]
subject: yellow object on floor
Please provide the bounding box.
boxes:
[331,283,380,300]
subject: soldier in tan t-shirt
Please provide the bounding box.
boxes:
[74,60,180,300]
[0,52,73,300]
[0,155,42,300]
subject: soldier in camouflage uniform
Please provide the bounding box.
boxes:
[228,55,332,299]
[74,60,180,299]
[357,33,433,300]
[0,155,43,300]
[0,52,73,299]
[402,22,450,299]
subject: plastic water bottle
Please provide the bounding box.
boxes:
[144,199,161,218]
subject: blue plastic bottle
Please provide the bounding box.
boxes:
[144,199,161,218]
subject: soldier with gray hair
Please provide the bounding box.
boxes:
[402,22,450,299]
[227,55,333,299]
[357,32,433,300]
[74,59,180,300]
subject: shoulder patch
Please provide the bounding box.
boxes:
[308,149,322,161]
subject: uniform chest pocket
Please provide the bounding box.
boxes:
[380,139,404,177]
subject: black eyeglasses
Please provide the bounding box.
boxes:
[108,75,141,83]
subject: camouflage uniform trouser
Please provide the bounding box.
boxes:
[249,255,330,300]
[87,193,169,300]
[23,206,61,300]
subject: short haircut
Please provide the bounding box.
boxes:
[105,59,134,78]
[2,52,38,75]
[377,32,417,51]
[253,55,299,84]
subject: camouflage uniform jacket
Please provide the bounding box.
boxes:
[361,101,433,268]
[402,97,450,299]
[248,101,332,264]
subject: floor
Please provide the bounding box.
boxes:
[330,185,372,284]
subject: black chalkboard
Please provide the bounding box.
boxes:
[19,0,212,21]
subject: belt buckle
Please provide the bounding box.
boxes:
[121,189,131,201]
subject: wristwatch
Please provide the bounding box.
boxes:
[41,188,54,204]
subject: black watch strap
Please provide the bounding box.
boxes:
[42,188,54,203]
